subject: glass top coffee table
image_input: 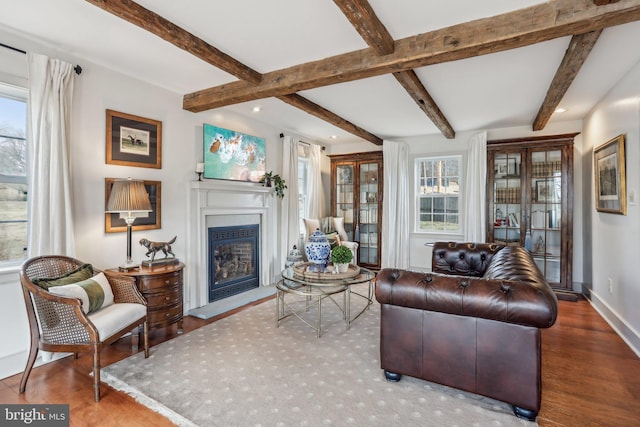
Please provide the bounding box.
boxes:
[276,265,375,337]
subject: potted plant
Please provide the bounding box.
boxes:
[331,244,353,273]
[260,171,287,199]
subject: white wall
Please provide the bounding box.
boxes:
[0,27,289,379]
[583,60,640,356]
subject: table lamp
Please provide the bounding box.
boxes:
[106,177,152,271]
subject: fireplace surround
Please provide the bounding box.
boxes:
[187,180,278,318]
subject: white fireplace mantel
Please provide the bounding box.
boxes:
[185,180,278,316]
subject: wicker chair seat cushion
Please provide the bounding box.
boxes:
[48,272,115,314]
[88,303,146,340]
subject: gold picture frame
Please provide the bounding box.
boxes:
[105,178,161,233]
[593,134,626,215]
[106,110,162,169]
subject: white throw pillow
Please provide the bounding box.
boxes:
[48,272,115,314]
[303,218,321,240]
[333,217,349,242]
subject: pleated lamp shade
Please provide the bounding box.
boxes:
[106,178,152,214]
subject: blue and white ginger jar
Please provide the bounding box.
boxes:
[305,229,331,272]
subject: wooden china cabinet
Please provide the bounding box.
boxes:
[329,151,383,270]
[487,133,576,290]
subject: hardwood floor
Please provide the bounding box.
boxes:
[1,296,638,426]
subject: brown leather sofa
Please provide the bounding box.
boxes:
[375,242,558,421]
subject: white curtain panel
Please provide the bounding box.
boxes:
[281,135,300,266]
[26,53,76,257]
[463,131,487,242]
[307,143,325,219]
[382,140,410,269]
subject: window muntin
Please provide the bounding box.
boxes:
[416,156,461,233]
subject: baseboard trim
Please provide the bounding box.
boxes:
[584,288,640,358]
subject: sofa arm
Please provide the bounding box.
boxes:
[431,242,505,276]
[375,268,558,328]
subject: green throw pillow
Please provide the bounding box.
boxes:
[33,263,94,290]
[47,272,115,314]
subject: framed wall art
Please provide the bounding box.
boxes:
[203,123,266,182]
[105,178,162,233]
[593,134,626,215]
[106,110,162,169]
[535,178,561,203]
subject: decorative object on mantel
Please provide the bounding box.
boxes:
[285,245,304,268]
[105,177,152,271]
[195,162,204,181]
[331,245,353,273]
[139,236,178,267]
[304,229,331,272]
[260,171,287,198]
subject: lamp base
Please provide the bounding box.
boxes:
[118,259,140,272]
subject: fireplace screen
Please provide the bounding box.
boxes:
[208,224,259,302]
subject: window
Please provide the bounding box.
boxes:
[0,84,28,264]
[297,144,310,235]
[415,155,461,233]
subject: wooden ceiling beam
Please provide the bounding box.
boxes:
[184,0,640,112]
[333,0,394,55]
[393,71,455,139]
[84,0,262,83]
[277,94,383,145]
[86,0,383,144]
[334,0,455,139]
[533,30,602,131]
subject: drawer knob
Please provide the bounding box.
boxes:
[165,296,171,301]
[164,280,170,284]
[165,313,170,317]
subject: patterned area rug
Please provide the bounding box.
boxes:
[103,283,535,427]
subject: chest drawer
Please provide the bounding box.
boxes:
[148,303,183,326]
[137,271,182,291]
[145,287,182,308]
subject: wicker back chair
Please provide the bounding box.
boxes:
[19,255,149,401]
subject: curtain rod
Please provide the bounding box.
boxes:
[0,42,82,75]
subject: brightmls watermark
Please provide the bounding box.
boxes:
[0,405,69,426]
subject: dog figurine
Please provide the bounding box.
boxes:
[139,236,176,263]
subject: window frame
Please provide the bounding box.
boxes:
[0,82,29,267]
[414,154,464,235]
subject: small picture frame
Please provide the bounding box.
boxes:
[494,157,518,178]
[105,178,162,233]
[535,178,561,203]
[594,134,626,215]
[106,110,162,169]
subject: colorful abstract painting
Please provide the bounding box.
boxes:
[203,123,266,182]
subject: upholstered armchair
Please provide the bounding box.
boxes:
[19,255,150,401]
[303,217,358,264]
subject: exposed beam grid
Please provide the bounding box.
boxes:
[183,0,640,112]
[533,30,602,131]
[334,0,455,139]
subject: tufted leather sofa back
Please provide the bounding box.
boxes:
[432,241,504,276]
[376,242,558,329]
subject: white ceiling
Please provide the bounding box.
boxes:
[2,0,640,145]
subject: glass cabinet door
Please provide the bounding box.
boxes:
[492,152,522,245]
[358,162,379,266]
[529,149,562,284]
[335,164,355,241]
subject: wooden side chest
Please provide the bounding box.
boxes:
[107,263,185,333]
